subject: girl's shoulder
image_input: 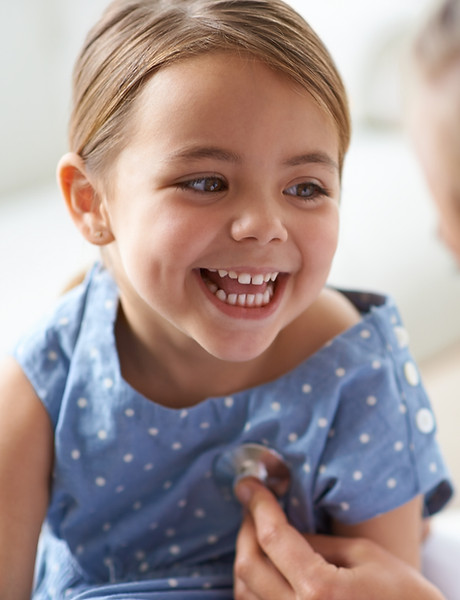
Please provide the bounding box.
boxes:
[10,264,116,426]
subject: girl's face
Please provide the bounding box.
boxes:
[410,73,460,262]
[101,53,341,362]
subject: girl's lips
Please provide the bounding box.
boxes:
[196,268,287,316]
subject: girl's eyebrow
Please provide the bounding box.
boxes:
[283,152,339,171]
[164,146,242,163]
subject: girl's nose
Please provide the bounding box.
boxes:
[230,199,288,245]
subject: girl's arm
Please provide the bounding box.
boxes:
[332,495,424,568]
[0,357,53,600]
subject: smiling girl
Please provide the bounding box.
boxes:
[0,1,452,598]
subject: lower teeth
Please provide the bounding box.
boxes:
[210,284,273,307]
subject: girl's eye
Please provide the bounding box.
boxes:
[178,177,227,193]
[284,182,328,200]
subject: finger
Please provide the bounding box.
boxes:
[236,479,332,590]
[235,513,294,600]
[303,534,385,569]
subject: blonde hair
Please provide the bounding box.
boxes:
[70,0,350,177]
[414,0,460,78]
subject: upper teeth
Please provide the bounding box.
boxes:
[211,269,279,285]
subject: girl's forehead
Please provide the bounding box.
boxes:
[128,53,339,153]
[135,52,336,130]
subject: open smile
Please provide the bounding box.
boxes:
[199,268,280,308]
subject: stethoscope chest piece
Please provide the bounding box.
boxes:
[214,443,291,498]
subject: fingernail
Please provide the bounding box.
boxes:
[234,479,254,506]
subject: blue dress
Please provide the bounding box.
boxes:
[13,263,452,599]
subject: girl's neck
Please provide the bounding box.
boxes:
[114,305,280,409]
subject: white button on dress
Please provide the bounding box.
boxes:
[416,408,435,434]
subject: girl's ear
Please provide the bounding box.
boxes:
[57,153,115,246]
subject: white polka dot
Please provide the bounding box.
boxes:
[429,462,438,473]
[59,317,69,326]
[178,499,187,508]
[149,428,159,436]
[116,485,125,493]
[399,403,407,414]
[203,582,212,590]
[90,348,99,359]
[125,408,135,417]
[271,401,281,412]
[302,383,312,393]
[139,562,149,573]
[71,449,81,460]
[170,545,181,555]
[95,477,106,487]
[303,463,311,473]
[367,395,377,406]
[169,579,179,588]
[224,397,234,407]
[390,315,398,325]
[77,398,88,408]
[288,433,298,442]
[394,441,404,452]
[103,378,114,389]
[319,464,327,474]
[404,361,420,386]
[353,471,363,481]
[172,442,182,451]
[207,535,218,545]
[372,360,381,370]
[163,481,172,490]
[359,433,370,444]
[166,528,176,537]
[244,423,251,432]
[318,418,328,428]
[180,410,188,418]
[335,367,346,377]
[135,550,146,561]
[133,501,142,510]
[387,478,397,489]
[416,408,435,434]
[48,351,58,361]
[195,508,206,518]
[144,463,154,471]
[360,329,371,339]
[105,300,114,310]
[200,422,210,429]
[98,430,108,440]
[341,502,350,511]
[123,454,134,463]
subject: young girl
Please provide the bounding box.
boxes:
[0,1,452,598]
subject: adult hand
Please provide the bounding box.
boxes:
[234,478,445,600]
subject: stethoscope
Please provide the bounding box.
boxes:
[214,443,291,498]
